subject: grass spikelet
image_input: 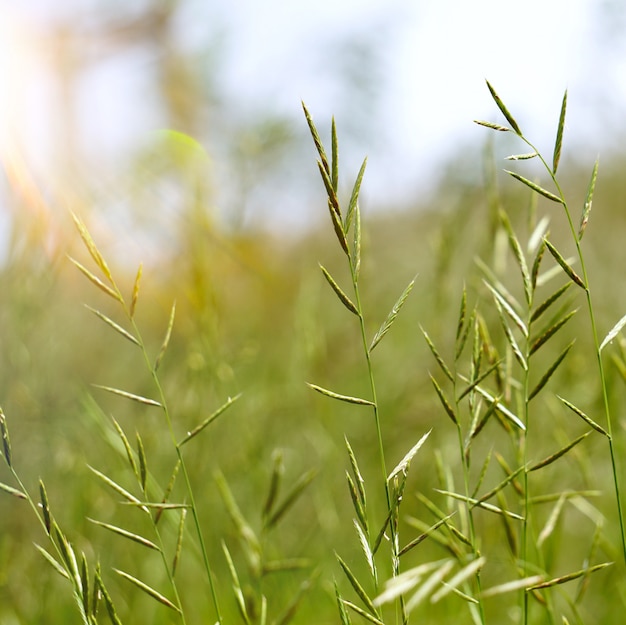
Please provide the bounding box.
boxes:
[387,430,431,482]
[320,264,359,316]
[557,397,608,437]
[474,119,510,132]
[0,482,27,499]
[422,327,454,382]
[68,256,122,302]
[346,157,367,233]
[543,239,586,289]
[529,309,578,356]
[579,159,598,239]
[85,305,140,346]
[485,81,522,134]
[114,568,181,612]
[129,262,142,319]
[429,375,458,425]
[264,468,317,529]
[179,394,242,446]
[93,384,162,407]
[528,340,575,400]
[39,479,51,534]
[600,312,626,352]
[95,566,123,625]
[370,276,416,352]
[262,449,284,522]
[306,383,375,406]
[336,553,379,617]
[34,543,70,580]
[88,518,160,551]
[0,407,12,467]
[526,562,612,590]
[172,508,187,577]
[505,171,563,204]
[154,301,176,371]
[553,90,567,174]
[528,431,591,472]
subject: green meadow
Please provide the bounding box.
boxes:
[2,85,626,624]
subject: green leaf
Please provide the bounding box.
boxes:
[553,90,567,173]
[505,171,563,204]
[307,383,375,406]
[370,276,416,352]
[179,394,241,446]
[114,568,181,612]
[485,81,522,134]
[579,159,598,240]
[543,239,586,289]
[319,265,359,316]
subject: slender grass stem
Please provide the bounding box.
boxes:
[522,138,626,568]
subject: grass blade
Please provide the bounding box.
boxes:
[370,276,416,352]
[485,81,521,134]
[179,394,242,446]
[320,265,359,316]
[93,385,162,408]
[114,568,181,612]
[553,90,567,173]
[307,383,375,406]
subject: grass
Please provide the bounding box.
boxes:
[2,81,626,623]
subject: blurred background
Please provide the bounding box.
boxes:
[2,1,626,623]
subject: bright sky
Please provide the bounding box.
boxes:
[1,0,626,228]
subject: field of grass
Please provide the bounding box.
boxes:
[2,84,626,624]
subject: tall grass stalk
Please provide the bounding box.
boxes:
[477,82,626,569]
